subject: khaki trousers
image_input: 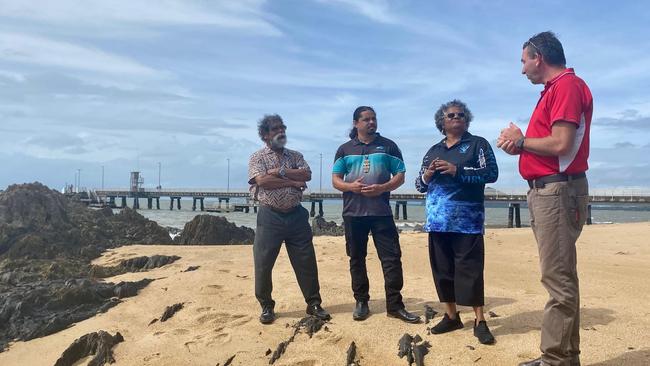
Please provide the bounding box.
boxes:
[528,177,588,366]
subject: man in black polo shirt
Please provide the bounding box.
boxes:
[332,106,420,323]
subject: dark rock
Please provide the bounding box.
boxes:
[148,318,158,326]
[90,255,180,278]
[311,216,345,236]
[54,330,124,366]
[269,338,292,364]
[397,333,413,358]
[0,278,152,351]
[413,341,431,366]
[0,183,172,351]
[412,224,427,233]
[223,354,236,366]
[174,215,254,245]
[160,303,184,322]
[182,265,200,272]
[265,348,272,356]
[346,341,359,366]
[488,310,500,318]
[424,305,438,324]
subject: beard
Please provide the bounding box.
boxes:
[270,134,287,149]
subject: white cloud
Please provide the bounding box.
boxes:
[0,32,160,76]
[0,0,281,36]
[317,0,396,24]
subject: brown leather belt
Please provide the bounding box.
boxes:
[527,172,586,189]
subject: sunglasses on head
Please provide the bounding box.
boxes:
[445,112,465,119]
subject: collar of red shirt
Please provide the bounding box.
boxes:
[541,68,575,94]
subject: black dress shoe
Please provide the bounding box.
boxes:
[353,301,370,321]
[306,304,331,321]
[259,306,275,324]
[518,358,542,366]
[473,319,495,345]
[431,312,463,334]
[387,308,421,323]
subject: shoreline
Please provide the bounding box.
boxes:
[1,222,649,365]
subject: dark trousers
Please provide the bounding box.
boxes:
[343,215,405,312]
[428,232,485,307]
[254,205,321,308]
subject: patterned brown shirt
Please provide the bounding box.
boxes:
[248,146,310,211]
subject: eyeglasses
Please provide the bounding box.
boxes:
[525,39,541,55]
[445,112,465,119]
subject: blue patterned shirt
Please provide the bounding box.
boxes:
[415,132,498,234]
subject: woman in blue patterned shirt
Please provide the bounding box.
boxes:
[415,99,499,344]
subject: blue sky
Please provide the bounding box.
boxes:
[1,0,649,193]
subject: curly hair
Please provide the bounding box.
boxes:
[434,99,473,135]
[523,31,566,67]
[257,114,284,141]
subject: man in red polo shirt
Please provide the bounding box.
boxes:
[498,31,592,366]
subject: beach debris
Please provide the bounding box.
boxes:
[223,354,236,366]
[268,315,330,364]
[615,251,629,255]
[346,341,361,366]
[182,266,200,272]
[265,348,272,356]
[488,311,500,318]
[424,305,438,324]
[174,215,255,245]
[397,333,431,366]
[294,315,327,338]
[628,346,635,350]
[466,345,476,350]
[413,341,431,366]
[160,303,184,322]
[148,318,158,326]
[269,337,293,364]
[473,356,482,363]
[54,330,124,366]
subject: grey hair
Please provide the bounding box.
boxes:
[434,99,473,135]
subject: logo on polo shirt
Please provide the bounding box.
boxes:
[375,146,385,151]
[459,144,470,153]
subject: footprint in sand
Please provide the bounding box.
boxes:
[200,284,223,294]
[219,269,230,273]
[173,328,190,335]
[294,360,321,366]
[153,331,165,336]
[143,353,161,362]
[195,306,213,313]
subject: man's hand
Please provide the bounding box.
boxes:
[435,160,457,177]
[292,180,307,190]
[360,184,384,197]
[347,177,367,193]
[267,168,280,177]
[497,122,524,155]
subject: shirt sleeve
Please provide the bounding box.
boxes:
[248,152,265,185]
[388,142,406,175]
[332,146,347,175]
[292,151,311,171]
[415,151,430,193]
[549,80,584,126]
[456,138,499,185]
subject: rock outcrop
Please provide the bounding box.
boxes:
[311,216,345,236]
[174,215,254,245]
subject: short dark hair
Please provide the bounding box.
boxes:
[257,114,284,141]
[349,106,375,139]
[434,99,473,135]
[523,31,566,67]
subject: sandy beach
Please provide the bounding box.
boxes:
[1,222,649,366]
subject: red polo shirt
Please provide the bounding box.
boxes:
[519,68,593,180]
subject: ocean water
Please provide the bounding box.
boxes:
[128,198,650,231]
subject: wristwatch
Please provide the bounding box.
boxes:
[278,166,286,178]
[515,137,525,150]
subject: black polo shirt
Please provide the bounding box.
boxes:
[333,134,406,217]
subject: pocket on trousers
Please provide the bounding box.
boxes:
[536,182,564,196]
[569,195,589,229]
